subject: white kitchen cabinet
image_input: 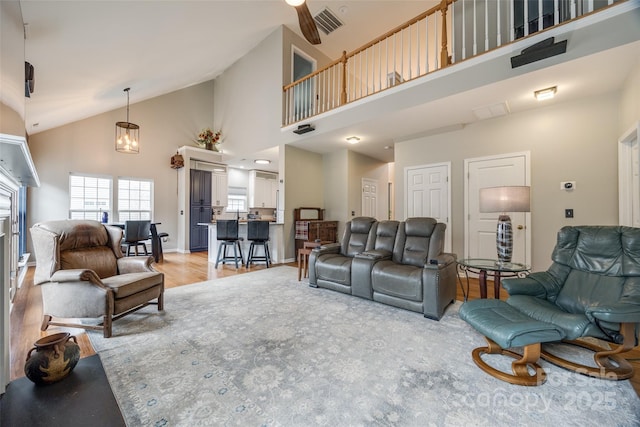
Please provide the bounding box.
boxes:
[249,170,278,208]
[212,172,228,207]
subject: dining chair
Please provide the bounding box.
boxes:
[122,220,151,256]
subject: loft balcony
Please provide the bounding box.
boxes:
[282,0,639,148]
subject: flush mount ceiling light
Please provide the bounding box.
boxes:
[346,136,360,144]
[255,159,271,165]
[534,86,557,101]
[115,88,139,154]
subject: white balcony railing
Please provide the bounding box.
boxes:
[283,0,623,127]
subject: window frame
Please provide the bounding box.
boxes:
[117,176,154,222]
[68,173,113,221]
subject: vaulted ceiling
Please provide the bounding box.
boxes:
[20,1,433,135]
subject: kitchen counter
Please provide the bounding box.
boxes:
[200,222,284,264]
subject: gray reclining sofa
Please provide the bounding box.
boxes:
[309,217,457,320]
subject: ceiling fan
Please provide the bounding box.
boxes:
[285,0,321,45]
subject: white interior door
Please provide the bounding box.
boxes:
[619,122,640,227]
[465,152,531,265]
[292,47,316,119]
[362,178,378,218]
[405,163,451,252]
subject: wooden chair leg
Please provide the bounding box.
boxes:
[103,314,112,338]
[41,315,52,331]
[157,291,164,311]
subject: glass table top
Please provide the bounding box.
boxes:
[457,258,529,272]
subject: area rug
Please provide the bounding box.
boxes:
[89,266,640,426]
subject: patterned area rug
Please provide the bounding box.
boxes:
[89,266,640,426]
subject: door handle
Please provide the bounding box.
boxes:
[517,225,524,230]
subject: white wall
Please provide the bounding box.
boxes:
[395,92,621,271]
[0,0,25,137]
[28,81,215,255]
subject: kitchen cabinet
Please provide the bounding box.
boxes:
[249,170,278,209]
[212,172,228,207]
[190,169,212,251]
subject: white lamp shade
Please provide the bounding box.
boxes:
[285,0,306,6]
[479,186,530,213]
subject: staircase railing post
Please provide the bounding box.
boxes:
[440,0,452,67]
[340,51,348,105]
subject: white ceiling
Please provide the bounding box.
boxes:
[19,1,640,167]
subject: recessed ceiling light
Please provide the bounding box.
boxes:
[346,136,360,144]
[254,159,271,165]
[534,86,557,101]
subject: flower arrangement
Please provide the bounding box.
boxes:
[195,128,221,151]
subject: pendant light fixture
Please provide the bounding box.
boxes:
[115,87,139,154]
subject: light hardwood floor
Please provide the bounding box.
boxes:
[9,252,640,397]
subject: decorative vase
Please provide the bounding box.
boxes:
[205,142,218,151]
[24,332,80,385]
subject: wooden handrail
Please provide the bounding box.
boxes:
[283,0,455,92]
[344,0,454,59]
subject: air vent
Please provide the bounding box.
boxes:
[314,7,343,35]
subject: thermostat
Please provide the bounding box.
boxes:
[560,181,576,191]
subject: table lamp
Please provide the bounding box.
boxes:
[479,186,530,263]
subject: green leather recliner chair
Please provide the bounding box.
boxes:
[461,225,640,385]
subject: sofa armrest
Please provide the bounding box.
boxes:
[502,271,562,299]
[586,302,640,324]
[117,256,155,274]
[422,258,458,320]
[313,243,341,256]
[423,253,456,270]
[355,249,392,261]
[49,269,110,291]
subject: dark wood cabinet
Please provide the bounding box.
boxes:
[190,169,212,252]
[295,220,338,251]
[293,207,338,251]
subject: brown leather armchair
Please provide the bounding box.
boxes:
[30,220,164,338]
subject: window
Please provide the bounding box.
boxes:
[227,186,247,212]
[69,174,112,220]
[118,178,153,221]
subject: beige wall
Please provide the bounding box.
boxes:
[348,150,390,221]
[27,81,215,255]
[395,92,621,271]
[323,150,349,238]
[283,145,324,259]
[213,27,283,159]
[320,150,389,240]
[619,59,640,134]
[282,25,332,87]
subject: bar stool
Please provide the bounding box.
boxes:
[245,220,271,268]
[215,220,244,269]
[297,241,323,281]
